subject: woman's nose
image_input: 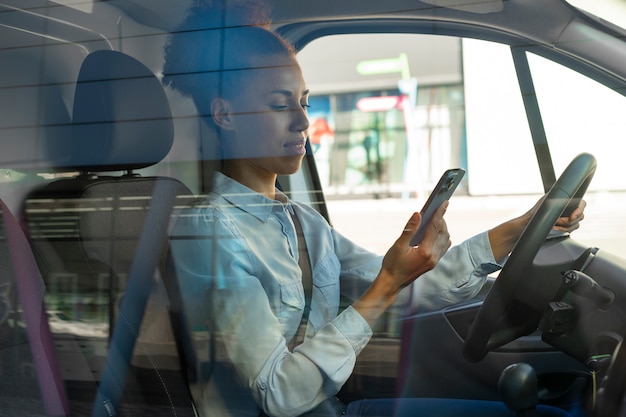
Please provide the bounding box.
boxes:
[291,107,310,133]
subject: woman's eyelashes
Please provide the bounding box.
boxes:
[269,102,311,111]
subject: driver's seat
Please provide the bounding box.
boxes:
[22,49,198,416]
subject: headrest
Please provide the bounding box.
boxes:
[68,50,173,172]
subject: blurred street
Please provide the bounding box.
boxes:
[326,191,626,258]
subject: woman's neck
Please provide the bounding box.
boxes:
[222,160,277,200]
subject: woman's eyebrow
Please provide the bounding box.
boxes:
[269,89,310,97]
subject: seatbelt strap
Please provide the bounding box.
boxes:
[288,210,313,351]
[92,179,178,417]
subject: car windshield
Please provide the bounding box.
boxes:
[568,0,626,29]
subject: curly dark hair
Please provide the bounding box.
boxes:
[162,0,295,119]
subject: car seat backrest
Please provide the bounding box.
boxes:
[24,49,183,274]
[22,50,198,416]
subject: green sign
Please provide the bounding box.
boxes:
[356,53,410,80]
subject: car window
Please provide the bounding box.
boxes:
[461,38,542,195]
[568,0,626,29]
[528,51,626,188]
[297,34,541,256]
[297,33,626,257]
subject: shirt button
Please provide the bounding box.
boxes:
[259,382,267,390]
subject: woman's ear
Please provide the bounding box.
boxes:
[211,97,234,130]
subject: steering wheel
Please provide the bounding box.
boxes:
[595,339,626,417]
[463,153,597,363]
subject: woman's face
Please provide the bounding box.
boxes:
[218,53,310,176]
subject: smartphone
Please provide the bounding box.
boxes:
[409,168,465,246]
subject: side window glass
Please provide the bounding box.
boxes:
[461,38,542,195]
[297,34,542,253]
[528,51,626,190]
[298,34,467,203]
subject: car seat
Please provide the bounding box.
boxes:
[22,50,198,417]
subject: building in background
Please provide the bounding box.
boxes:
[299,34,466,198]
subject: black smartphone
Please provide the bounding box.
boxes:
[409,168,465,246]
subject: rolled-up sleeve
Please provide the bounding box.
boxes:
[329,227,500,314]
[213,279,371,417]
[254,306,371,417]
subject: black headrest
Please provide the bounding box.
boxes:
[67,50,173,172]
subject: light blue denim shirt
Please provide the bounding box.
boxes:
[170,172,501,417]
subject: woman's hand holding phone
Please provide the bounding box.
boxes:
[410,168,465,246]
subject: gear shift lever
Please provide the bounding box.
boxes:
[498,363,539,417]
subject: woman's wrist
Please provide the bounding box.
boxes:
[353,271,400,328]
[488,212,531,262]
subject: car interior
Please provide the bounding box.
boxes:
[1,0,626,416]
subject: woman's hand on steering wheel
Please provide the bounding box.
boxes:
[552,199,586,233]
[463,153,597,363]
[487,198,586,263]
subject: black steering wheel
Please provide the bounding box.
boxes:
[596,339,626,417]
[463,153,597,363]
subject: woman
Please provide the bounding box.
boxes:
[164,7,584,417]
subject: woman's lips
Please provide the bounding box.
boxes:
[284,141,306,156]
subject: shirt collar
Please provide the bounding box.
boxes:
[212,171,294,222]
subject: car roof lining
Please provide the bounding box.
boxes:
[419,0,504,14]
